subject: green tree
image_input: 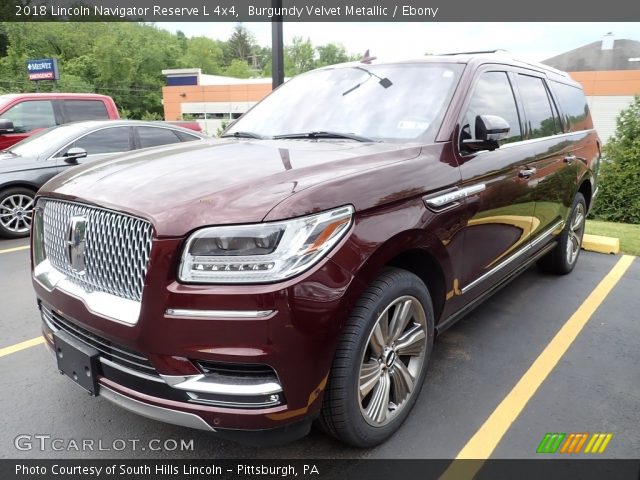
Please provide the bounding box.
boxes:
[224,59,253,78]
[180,36,224,74]
[316,43,353,67]
[225,23,255,64]
[285,37,315,76]
[592,96,640,224]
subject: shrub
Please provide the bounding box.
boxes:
[591,95,640,224]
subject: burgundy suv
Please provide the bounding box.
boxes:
[31,53,599,447]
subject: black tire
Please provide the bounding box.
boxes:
[538,192,586,275]
[317,267,435,447]
[0,187,36,239]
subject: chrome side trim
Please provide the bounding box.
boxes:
[99,357,164,384]
[34,259,140,325]
[424,184,486,209]
[461,220,563,294]
[165,309,275,319]
[99,385,215,432]
[160,374,283,396]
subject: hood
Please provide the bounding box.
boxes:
[40,139,421,236]
[0,152,40,173]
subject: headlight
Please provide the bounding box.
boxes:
[178,205,354,284]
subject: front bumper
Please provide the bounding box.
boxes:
[34,241,358,440]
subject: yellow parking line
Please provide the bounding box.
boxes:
[0,337,44,358]
[441,255,634,478]
[0,245,30,254]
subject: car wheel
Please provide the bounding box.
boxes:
[317,267,435,447]
[0,187,36,239]
[538,192,586,275]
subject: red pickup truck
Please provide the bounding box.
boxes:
[0,93,204,150]
[0,93,120,150]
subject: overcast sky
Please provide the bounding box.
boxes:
[162,22,640,63]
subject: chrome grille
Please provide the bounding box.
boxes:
[41,304,158,376]
[41,199,153,302]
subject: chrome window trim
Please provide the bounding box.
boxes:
[461,220,564,294]
[165,309,276,319]
[99,385,215,432]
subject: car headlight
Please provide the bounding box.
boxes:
[178,205,354,284]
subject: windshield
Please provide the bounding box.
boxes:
[227,63,464,143]
[6,124,87,157]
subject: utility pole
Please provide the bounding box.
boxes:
[271,0,284,89]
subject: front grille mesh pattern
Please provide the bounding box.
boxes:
[41,304,158,375]
[42,199,153,302]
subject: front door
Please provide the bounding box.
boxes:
[453,68,538,303]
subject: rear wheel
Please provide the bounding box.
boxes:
[317,268,434,447]
[0,187,35,239]
[538,192,586,275]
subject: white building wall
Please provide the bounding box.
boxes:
[586,95,635,143]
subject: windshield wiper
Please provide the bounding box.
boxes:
[273,131,377,142]
[221,131,267,140]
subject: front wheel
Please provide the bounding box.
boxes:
[0,187,36,239]
[538,192,586,275]
[317,268,434,447]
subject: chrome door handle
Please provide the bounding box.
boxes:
[564,155,576,165]
[518,168,536,179]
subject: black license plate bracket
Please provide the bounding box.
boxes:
[53,330,100,396]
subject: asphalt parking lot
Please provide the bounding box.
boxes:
[1,238,638,460]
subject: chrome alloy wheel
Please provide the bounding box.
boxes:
[358,295,427,426]
[566,202,585,266]
[0,193,34,234]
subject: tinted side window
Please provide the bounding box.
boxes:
[72,127,131,155]
[462,71,522,144]
[64,100,109,122]
[137,127,181,149]
[551,81,592,132]
[517,75,557,139]
[2,100,56,133]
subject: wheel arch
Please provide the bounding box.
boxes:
[577,175,593,212]
[0,181,40,194]
[339,229,452,328]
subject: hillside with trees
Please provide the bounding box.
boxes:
[0,23,358,119]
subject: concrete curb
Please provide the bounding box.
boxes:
[582,234,620,254]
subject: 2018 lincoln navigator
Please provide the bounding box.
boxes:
[32,53,599,447]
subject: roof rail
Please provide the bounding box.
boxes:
[438,49,508,56]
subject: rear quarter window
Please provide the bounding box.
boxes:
[64,100,109,122]
[551,82,592,132]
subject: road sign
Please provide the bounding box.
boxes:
[27,58,59,81]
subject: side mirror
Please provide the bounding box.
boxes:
[462,115,510,152]
[0,119,15,134]
[63,147,87,164]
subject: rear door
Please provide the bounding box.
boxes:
[61,99,111,123]
[133,126,184,149]
[512,72,573,245]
